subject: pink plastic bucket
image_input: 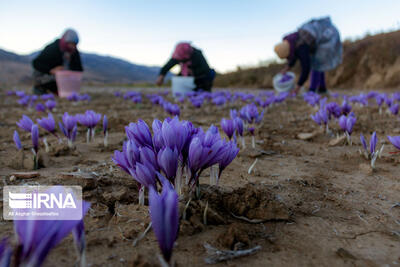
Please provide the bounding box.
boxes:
[55,70,83,98]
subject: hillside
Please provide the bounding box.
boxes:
[215,30,400,89]
[0,48,161,85]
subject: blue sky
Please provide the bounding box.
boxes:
[1,0,400,72]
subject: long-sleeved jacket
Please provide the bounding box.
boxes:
[32,39,83,74]
[159,48,210,79]
[284,30,316,86]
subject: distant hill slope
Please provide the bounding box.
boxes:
[0,48,162,85]
[215,30,400,89]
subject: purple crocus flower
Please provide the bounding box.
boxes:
[129,161,157,189]
[0,238,12,267]
[188,129,224,183]
[230,109,238,119]
[45,100,56,111]
[341,100,352,115]
[218,140,239,177]
[35,103,46,112]
[234,118,244,137]
[212,96,227,106]
[389,103,399,115]
[125,119,153,148]
[360,134,368,152]
[326,102,341,118]
[370,132,377,155]
[157,147,179,181]
[112,140,140,174]
[346,116,356,135]
[375,94,385,107]
[103,115,108,135]
[221,118,235,140]
[387,136,400,150]
[70,202,90,266]
[40,93,55,100]
[67,93,79,101]
[240,103,259,124]
[59,112,78,146]
[338,115,347,131]
[311,112,322,125]
[31,124,39,154]
[163,102,180,116]
[149,185,179,262]
[14,130,22,150]
[17,115,34,132]
[160,117,190,154]
[13,193,90,267]
[37,113,56,135]
[76,110,102,129]
[18,96,30,106]
[16,91,26,98]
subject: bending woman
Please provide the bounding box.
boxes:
[274,17,342,94]
[32,29,83,95]
[156,42,215,92]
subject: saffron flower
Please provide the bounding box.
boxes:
[13,130,22,150]
[157,147,179,181]
[59,112,78,148]
[76,110,102,142]
[220,118,235,140]
[387,136,400,151]
[31,124,39,154]
[389,103,399,115]
[37,113,57,136]
[218,140,239,180]
[0,238,12,267]
[13,195,90,267]
[339,114,356,145]
[360,132,383,168]
[163,102,180,116]
[125,119,153,148]
[45,100,56,111]
[40,93,55,100]
[35,103,46,112]
[17,115,34,132]
[31,124,39,169]
[112,141,159,204]
[188,126,224,187]
[341,100,352,115]
[149,185,179,263]
[234,117,245,148]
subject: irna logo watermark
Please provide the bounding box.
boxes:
[3,186,83,220]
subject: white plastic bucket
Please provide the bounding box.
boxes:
[55,70,83,98]
[273,72,296,93]
[171,76,195,96]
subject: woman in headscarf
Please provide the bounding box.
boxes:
[156,42,216,92]
[274,17,342,94]
[32,28,83,95]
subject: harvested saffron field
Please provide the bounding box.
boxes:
[0,87,400,266]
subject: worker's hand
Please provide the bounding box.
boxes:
[156,75,165,86]
[50,66,64,75]
[280,65,290,74]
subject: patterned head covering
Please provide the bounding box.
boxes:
[172,42,194,76]
[61,29,79,44]
[172,42,193,61]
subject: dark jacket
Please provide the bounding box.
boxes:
[32,39,83,74]
[284,30,316,86]
[160,48,211,80]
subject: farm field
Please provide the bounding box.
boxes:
[0,87,399,267]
